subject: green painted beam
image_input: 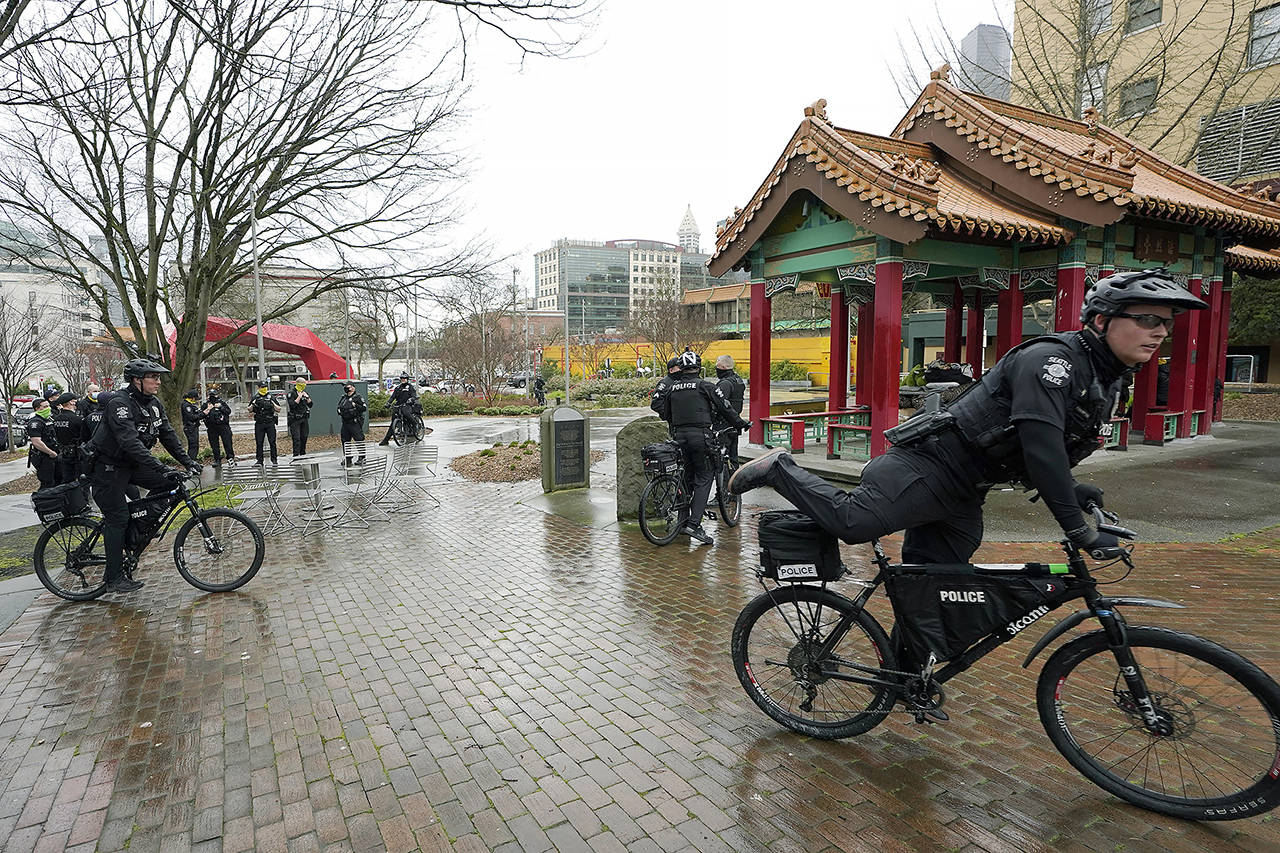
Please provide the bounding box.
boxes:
[763,246,872,277]
[760,220,873,257]
[902,238,1013,267]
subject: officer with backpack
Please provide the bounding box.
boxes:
[713,354,747,465]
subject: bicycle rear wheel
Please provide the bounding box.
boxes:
[33,517,108,601]
[638,474,684,546]
[1038,626,1280,819]
[732,584,897,739]
[715,463,741,527]
[173,508,265,592]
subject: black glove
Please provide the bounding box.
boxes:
[164,469,186,487]
[187,463,203,477]
[1073,482,1105,511]
[737,419,750,433]
[1067,526,1123,559]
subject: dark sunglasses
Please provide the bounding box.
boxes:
[1112,312,1175,332]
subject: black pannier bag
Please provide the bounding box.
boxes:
[31,481,89,524]
[758,510,845,582]
[125,493,171,550]
[641,441,683,478]
[884,566,1061,663]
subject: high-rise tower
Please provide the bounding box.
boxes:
[677,205,700,254]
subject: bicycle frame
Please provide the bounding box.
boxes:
[779,536,1186,733]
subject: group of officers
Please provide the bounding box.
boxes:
[178,378,315,467]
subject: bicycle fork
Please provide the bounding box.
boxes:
[1094,604,1174,736]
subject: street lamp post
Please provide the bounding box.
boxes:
[250,207,268,392]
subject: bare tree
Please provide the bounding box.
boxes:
[626,273,719,367]
[434,275,520,403]
[0,291,53,451]
[0,0,592,410]
[350,288,407,384]
[45,328,94,393]
[893,1,1280,182]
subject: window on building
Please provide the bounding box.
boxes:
[1080,61,1109,112]
[1119,77,1157,117]
[1196,98,1280,182]
[1126,0,1161,33]
[1250,4,1280,67]
[1084,0,1112,34]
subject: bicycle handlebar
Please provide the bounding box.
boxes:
[1087,503,1137,540]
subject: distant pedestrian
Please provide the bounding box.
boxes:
[286,377,313,455]
[50,392,83,485]
[337,383,367,466]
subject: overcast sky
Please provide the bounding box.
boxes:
[458,0,1011,294]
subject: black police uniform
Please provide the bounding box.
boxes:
[249,394,280,464]
[337,391,367,464]
[650,369,749,528]
[180,398,204,459]
[83,385,195,585]
[286,388,313,455]
[532,377,546,405]
[203,396,235,464]
[25,412,58,489]
[80,393,141,500]
[763,330,1127,566]
[378,381,419,444]
[50,406,84,485]
[714,368,747,464]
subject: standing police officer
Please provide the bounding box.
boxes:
[248,383,281,466]
[286,377,313,456]
[76,384,101,419]
[337,382,367,466]
[729,269,1207,566]
[50,392,83,485]
[180,388,205,460]
[650,351,749,546]
[83,357,200,594]
[713,354,747,465]
[203,389,236,466]
[25,398,59,489]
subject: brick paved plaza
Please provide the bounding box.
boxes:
[0,473,1278,853]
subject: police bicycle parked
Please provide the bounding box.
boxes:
[731,505,1280,820]
[388,401,425,445]
[31,472,266,600]
[638,427,740,545]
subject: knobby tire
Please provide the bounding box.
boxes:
[173,508,266,592]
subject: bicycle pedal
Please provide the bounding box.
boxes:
[704,511,717,520]
[912,708,950,724]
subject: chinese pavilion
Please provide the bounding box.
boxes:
[708,71,1280,459]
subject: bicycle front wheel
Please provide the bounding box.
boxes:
[1038,626,1280,819]
[638,475,683,546]
[391,419,408,446]
[173,508,265,592]
[716,463,741,528]
[33,517,108,601]
[732,584,897,739]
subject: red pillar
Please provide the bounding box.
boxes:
[871,247,903,457]
[996,271,1023,356]
[1130,356,1158,432]
[855,301,873,406]
[965,289,985,379]
[1055,264,1086,332]
[828,292,849,411]
[1214,287,1232,422]
[944,282,962,363]
[1167,278,1202,438]
[747,279,771,445]
[1193,279,1222,434]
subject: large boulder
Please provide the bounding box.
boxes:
[615,416,672,523]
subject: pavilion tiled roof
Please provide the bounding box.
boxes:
[713,111,1069,261]
[896,80,1280,239]
[1225,245,1280,273]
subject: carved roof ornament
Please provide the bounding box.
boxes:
[1082,105,1100,133]
[1255,186,1273,201]
[804,99,828,121]
[1119,146,1139,169]
[929,62,951,82]
[921,162,941,184]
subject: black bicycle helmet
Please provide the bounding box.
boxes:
[399,372,410,380]
[1080,268,1208,326]
[678,350,701,370]
[123,356,171,378]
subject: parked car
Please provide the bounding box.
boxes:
[437,379,475,394]
[0,411,26,451]
[506,372,534,388]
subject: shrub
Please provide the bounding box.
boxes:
[367,390,390,418]
[567,377,654,404]
[500,406,523,415]
[479,448,496,457]
[770,360,810,382]
[595,394,634,409]
[507,440,519,447]
[420,393,468,416]
[1225,391,1244,401]
[522,439,535,446]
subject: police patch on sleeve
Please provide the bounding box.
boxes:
[115,405,130,418]
[1040,355,1073,388]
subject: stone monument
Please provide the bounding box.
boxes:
[540,404,590,492]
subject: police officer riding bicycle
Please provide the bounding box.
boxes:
[378,373,420,445]
[729,268,1207,565]
[651,351,750,546]
[83,356,201,594]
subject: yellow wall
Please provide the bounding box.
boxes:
[544,337,858,386]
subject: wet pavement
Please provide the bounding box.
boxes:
[0,421,1277,851]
